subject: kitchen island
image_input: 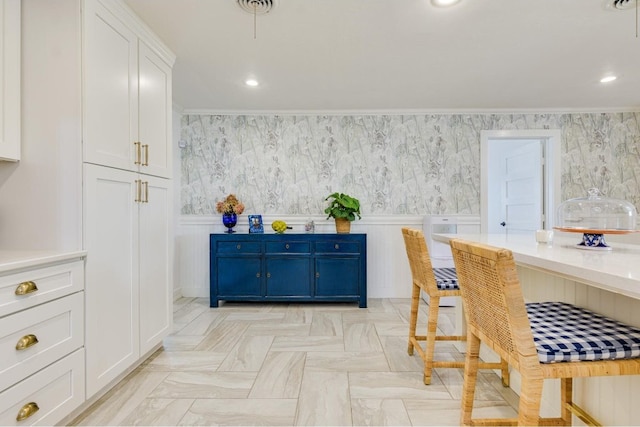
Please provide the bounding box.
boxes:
[433,233,640,425]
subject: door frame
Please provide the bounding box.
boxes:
[480,129,562,234]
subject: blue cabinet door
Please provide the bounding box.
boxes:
[265,257,312,296]
[315,257,359,296]
[215,257,262,296]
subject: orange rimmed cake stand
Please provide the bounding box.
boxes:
[553,227,639,251]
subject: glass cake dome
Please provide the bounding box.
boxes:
[556,188,637,231]
[555,188,638,250]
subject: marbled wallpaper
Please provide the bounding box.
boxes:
[180,112,640,216]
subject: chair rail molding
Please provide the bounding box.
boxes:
[176,214,425,298]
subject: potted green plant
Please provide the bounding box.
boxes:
[324,192,361,233]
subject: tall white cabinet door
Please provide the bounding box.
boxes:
[138,42,172,178]
[83,0,138,171]
[139,175,172,354]
[84,164,140,398]
[0,0,20,162]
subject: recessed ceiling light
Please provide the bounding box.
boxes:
[600,75,617,83]
[431,0,462,7]
[245,79,259,87]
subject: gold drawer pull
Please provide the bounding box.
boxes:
[15,281,38,295]
[134,141,141,165]
[142,181,149,203]
[134,179,142,203]
[266,272,271,278]
[256,272,260,278]
[334,244,340,250]
[236,244,241,250]
[316,272,320,278]
[285,244,290,249]
[16,402,39,422]
[15,334,39,351]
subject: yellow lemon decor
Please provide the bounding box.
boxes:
[271,220,287,233]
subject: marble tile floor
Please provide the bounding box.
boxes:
[71,297,519,426]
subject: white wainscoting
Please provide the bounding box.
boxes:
[473,265,640,425]
[521,267,640,425]
[176,215,427,300]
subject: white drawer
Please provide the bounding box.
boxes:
[0,259,84,318]
[0,293,84,392]
[0,349,85,426]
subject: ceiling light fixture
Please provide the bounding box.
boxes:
[431,0,462,7]
[600,75,617,83]
[245,79,259,87]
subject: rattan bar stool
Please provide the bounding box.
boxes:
[450,238,640,426]
[401,227,509,386]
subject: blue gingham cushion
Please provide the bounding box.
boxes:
[433,267,459,290]
[527,302,640,363]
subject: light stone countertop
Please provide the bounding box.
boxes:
[0,250,86,274]
[433,233,640,301]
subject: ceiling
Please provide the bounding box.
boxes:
[123,0,640,112]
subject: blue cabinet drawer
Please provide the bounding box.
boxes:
[215,241,261,254]
[315,241,360,253]
[266,241,310,254]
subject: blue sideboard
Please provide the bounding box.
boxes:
[210,233,367,308]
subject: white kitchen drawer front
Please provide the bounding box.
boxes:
[0,348,84,426]
[0,260,84,318]
[0,293,83,392]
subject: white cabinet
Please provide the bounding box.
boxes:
[84,0,172,178]
[83,163,171,397]
[82,0,174,399]
[0,253,85,426]
[139,173,172,355]
[138,42,172,178]
[0,0,20,162]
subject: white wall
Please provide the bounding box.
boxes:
[176,215,423,300]
[0,0,82,250]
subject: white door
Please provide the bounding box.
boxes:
[84,164,140,398]
[481,130,562,235]
[138,41,172,178]
[489,140,543,234]
[0,0,20,161]
[83,0,138,171]
[139,175,172,354]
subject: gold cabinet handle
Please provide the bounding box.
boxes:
[142,181,149,203]
[15,334,39,351]
[266,272,271,278]
[256,272,260,278]
[142,144,149,166]
[285,244,290,250]
[236,244,241,250]
[15,281,38,295]
[334,244,340,250]
[134,179,141,203]
[316,272,320,278]
[134,142,141,165]
[16,402,39,422]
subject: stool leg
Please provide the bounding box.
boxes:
[560,378,572,424]
[500,358,510,387]
[407,281,421,356]
[518,375,544,426]
[461,331,481,426]
[424,295,440,385]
